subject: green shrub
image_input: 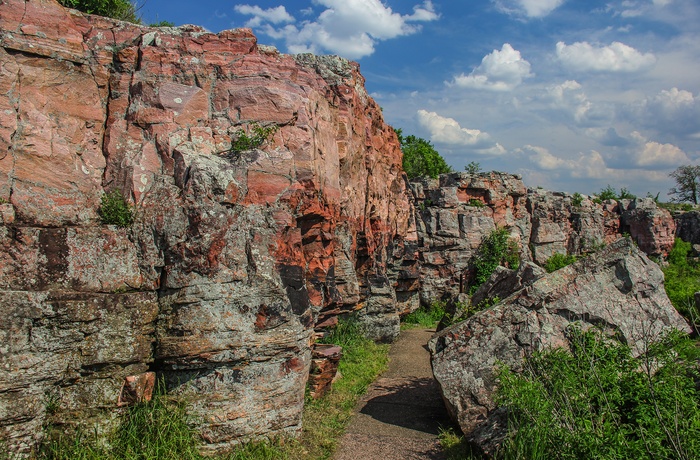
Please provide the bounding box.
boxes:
[402,301,447,327]
[663,238,700,327]
[467,198,485,208]
[571,192,583,207]
[597,184,617,201]
[496,327,700,460]
[99,189,134,228]
[464,161,481,174]
[230,123,278,153]
[58,0,140,22]
[470,227,520,293]
[543,253,577,273]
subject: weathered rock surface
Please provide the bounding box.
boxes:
[428,238,691,457]
[675,210,700,246]
[413,173,677,306]
[0,0,415,455]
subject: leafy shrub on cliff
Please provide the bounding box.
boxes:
[395,128,452,179]
[229,123,278,153]
[496,327,700,460]
[98,189,134,228]
[469,227,520,293]
[543,253,578,273]
[58,0,140,23]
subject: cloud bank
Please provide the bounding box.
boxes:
[234,0,439,59]
[416,110,506,155]
[556,41,656,72]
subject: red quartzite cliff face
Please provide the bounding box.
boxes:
[0,0,416,454]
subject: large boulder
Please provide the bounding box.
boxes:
[428,238,691,456]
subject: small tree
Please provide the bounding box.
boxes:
[669,165,700,205]
[395,128,452,179]
[464,161,481,174]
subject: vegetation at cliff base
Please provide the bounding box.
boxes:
[395,128,452,179]
[58,0,140,23]
[662,238,700,328]
[37,317,389,460]
[402,300,447,328]
[496,327,700,460]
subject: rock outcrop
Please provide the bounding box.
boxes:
[0,0,415,455]
[428,238,691,456]
[675,210,700,246]
[412,173,677,306]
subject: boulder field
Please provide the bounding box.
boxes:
[0,0,687,456]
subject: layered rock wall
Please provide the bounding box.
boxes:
[0,0,415,454]
[413,172,676,305]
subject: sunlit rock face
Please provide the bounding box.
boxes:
[0,0,415,454]
[411,173,676,305]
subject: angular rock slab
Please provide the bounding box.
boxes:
[428,238,691,455]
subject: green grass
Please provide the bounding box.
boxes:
[543,253,578,273]
[438,427,478,460]
[98,189,134,228]
[36,317,389,460]
[402,301,447,328]
[662,238,700,329]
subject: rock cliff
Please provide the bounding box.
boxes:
[412,172,676,305]
[0,0,415,454]
[0,1,684,456]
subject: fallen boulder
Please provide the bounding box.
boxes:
[428,237,691,456]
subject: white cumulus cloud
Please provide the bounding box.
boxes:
[234,5,294,27]
[556,41,656,72]
[235,0,439,59]
[629,131,691,167]
[450,43,533,91]
[417,110,506,155]
[494,0,565,18]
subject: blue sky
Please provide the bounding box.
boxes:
[140,0,700,198]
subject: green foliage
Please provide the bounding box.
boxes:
[395,128,453,179]
[618,187,636,200]
[229,123,278,153]
[496,327,700,460]
[467,198,485,208]
[99,189,134,228]
[402,301,447,328]
[669,164,700,205]
[470,228,520,293]
[464,161,481,174]
[150,20,175,27]
[662,238,700,328]
[438,427,477,459]
[598,184,617,201]
[58,0,139,22]
[571,192,583,207]
[658,201,694,212]
[543,253,578,273]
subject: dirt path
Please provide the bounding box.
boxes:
[333,327,456,460]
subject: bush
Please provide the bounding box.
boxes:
[230,123,278,153]
[571,192,583,207]
[98,189,134,228]
[543,253,577,273]
[58,0,140,22]
[496,327,700,460]
[402,301,447,327]
[470,227,520,293]
[464,161,481,174]
[663,238,700,328]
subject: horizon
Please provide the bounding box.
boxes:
[140,0,700,200]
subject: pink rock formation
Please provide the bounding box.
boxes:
[0,0,415,454]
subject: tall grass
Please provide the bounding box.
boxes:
[662,238,700,329]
